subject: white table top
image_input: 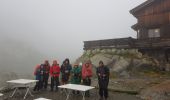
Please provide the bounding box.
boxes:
[7,79,38,84]
[58,84,95,92]
[0,93,3,96]
[34,98,51,100]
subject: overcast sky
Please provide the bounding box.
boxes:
[0,0,146,63]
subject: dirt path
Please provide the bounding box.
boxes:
[1,88,141,100]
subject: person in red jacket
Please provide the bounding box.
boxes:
[82,60,93,97]
[50,60,60,92]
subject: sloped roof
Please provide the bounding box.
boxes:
[130,0,158,14]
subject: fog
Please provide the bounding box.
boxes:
[0,0,146,82]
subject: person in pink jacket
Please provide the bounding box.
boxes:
[82,60,93,97]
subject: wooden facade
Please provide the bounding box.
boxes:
[130,0,170,39]
[84,0,170,63]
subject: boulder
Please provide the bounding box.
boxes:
[90,54,113,67]
[84,50,92,56]
[111,49,117,53]
[100,49,107,54]
[75,56,90,64]
[112,55,120,61]
[112,57,130,73]
[140,80,170,100]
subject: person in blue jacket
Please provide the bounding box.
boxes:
[33,64,44,91]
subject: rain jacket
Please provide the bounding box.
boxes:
[50,65,60,77]
[96,66,110,88]
[43,64,50,74]
[34,65,43,80]
[82,64,93,79]
[71,66,81,84]
[61,64,72,81]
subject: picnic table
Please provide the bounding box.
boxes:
[58,84,95,100]
[7,79,38,99]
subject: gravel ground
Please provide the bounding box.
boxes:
[0,88,141,100]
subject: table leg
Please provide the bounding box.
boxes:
[24,85,34,99]
[10,87,18,97]
[81,91,86,100]
[28,87,34,97]
[24,87,29,99]
[63,88,68,96]
[66,89,71,100]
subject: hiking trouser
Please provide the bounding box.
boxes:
[61,74,70,83]
[51,77,59,91]
[34,81,41,91]
[98,79,109,98]
[83,78,91,96]
[43,74,49,89]
[99,88,108,98]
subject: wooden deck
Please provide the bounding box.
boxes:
[84,37,170,50]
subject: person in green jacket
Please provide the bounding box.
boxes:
[71,64,81,94]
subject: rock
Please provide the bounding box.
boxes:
[75,48,163,78]
[75,56,90,64]
[96,49,101,53]
[136,52,143,59]
[119,71,130,78]
[90,54,113,67]
[100,49,107,54]
[165,63,170,72]
[132,59,142,67]
[111,49,117,53]
[92,49,97,55]
[128,49,138,55]
[106,49,112,54]
[85,50,92,56]
[140,80,170,100]
[120,49,126,54]
[112,55,120,61]
[112,57,130,73]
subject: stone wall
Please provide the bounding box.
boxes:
[75,48,166,78]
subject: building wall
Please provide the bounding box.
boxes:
[133,0,170,39]
[135,0,170,27]
[138,28,148,39]
[161,24,170,38]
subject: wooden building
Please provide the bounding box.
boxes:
[130,0,170,62]
[84,0,170,62]
[130,0,170,39]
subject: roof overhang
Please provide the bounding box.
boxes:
[130,0,157,15]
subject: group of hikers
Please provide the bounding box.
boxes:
[33,58,110,100]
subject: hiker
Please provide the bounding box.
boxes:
[96,61,110,100]
[82,60,93,97]
[61,58,72,85]
[33,64,44,91]
[50,60,60,92]
[42,60,50,90]
[71,64,81,94]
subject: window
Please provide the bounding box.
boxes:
[148,28,160,38]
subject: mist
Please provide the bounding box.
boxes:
[0,0,146,81]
